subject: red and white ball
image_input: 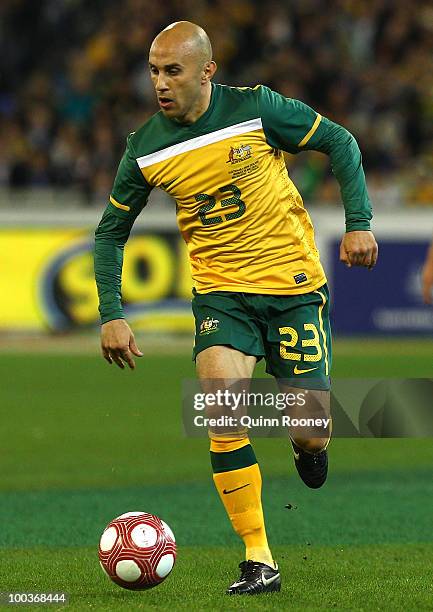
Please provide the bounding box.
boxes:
[99,512,176,590]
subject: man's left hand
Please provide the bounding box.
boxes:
[340,230,378,269]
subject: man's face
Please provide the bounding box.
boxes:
[148,42,204,122]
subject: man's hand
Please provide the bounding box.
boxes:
[340,230,378,269]
[101,319,143,370]
[421,245,433,304]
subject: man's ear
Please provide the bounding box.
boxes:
[202,60,217,83]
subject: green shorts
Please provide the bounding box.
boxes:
[192,285,332,390]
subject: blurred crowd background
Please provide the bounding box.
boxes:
[1,0,432,206]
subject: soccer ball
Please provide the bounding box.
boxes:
[99,511,176,590]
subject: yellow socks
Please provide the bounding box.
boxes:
[210,436,274,567]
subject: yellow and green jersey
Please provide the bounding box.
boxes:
[95,84,372,324]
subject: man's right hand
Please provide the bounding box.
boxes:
[100,319,143,370]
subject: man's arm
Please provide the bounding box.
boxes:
[94,133,152,368]
[304,114,378,269]
[258,86,378,268]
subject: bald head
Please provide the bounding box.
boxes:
[148,21,217,124]
[151,21,212,66]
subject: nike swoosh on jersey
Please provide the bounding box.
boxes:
[293,365,319,374]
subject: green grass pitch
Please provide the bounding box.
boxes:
[0,337,432,610]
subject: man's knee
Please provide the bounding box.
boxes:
[292,436,329,454]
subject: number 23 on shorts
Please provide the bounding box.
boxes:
[279,323,329,376]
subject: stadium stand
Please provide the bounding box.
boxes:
[0,0,432,205]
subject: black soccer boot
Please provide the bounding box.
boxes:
[226,560,281,595]
[291,440,328,489]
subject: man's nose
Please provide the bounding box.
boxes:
[156,74,168,91]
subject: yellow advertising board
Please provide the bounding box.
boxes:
[0,228,193,331]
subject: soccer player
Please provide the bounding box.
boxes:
[94,21,378,595]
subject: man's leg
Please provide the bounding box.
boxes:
[197,346,281,594]
[261,285,332,488]
[192,291,280,593]
[196,346,275,567]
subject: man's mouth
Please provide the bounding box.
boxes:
[158,97,174,109]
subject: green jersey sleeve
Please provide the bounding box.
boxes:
[94,134,152,324]
[257,85,372,231]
